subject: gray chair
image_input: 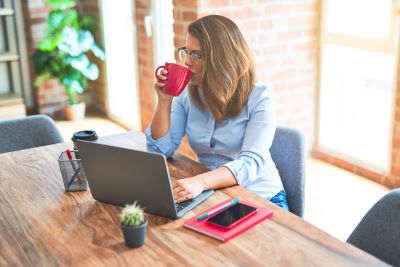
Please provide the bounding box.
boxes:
[0,115,64,154]
[347,189,400,266]
[270,126,305,217]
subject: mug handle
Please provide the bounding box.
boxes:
[155,65,167,82]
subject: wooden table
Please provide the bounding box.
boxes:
[0,131,389,266]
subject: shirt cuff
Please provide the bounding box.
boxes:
[224,160,247,186]
[145,126,174,157]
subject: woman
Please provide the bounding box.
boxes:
[145,15,288,210]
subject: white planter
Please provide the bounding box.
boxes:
[64,102,86,121]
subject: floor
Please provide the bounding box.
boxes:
[54,114,390,242]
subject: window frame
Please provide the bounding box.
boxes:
[317,0,400,171]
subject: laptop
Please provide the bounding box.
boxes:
[76,140,214,219]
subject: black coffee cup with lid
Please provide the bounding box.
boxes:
[71,130,98,151]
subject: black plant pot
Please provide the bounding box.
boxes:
[121,219,148,248]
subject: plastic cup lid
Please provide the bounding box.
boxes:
[71,130,98,142]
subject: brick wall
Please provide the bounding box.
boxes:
[77,0,107,114]
[170,1,197,157]
[21,0,52,114]
[171,0,319,157]
[136,0,156,130]
[201,0,319,149]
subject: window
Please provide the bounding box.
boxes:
[152,0,174,66]
[318,0,398,170]
[101,0,140,129]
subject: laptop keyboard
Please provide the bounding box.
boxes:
[175,199,195,212]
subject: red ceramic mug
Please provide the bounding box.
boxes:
[155,62,192,96]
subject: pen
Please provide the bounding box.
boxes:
[66,167,81,189]
[65,149,82,187]
[197,198,240,221]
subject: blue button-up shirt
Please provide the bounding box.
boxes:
[145,82,283,199]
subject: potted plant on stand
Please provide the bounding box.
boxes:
[33,0,105,121]
[120,202,148,248]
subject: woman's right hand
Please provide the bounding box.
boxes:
[155,68,174,102]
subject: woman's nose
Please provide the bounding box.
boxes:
[184,57,191,67]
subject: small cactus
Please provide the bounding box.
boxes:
[120,202,145,227]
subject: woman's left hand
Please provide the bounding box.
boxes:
[173,177,204,203]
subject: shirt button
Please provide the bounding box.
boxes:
[210,139,216,148]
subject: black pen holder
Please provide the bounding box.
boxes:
[58,150,88,191]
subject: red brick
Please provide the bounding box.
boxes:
[138,34,150,45]
[394,122,400,136]
[176,0,198,8]
[245,34,258,44]
[174,23,187,36]
[238,21,259,32]
[396,93,400,106]
[138,46,148,55]
[392,151,400,165]
[295,2,319,14]
[270,82,288,92]
[288,79,315,90]
[275,107,290,121]
[293,41,317,52]
[28,7,50,14]
[137,24,147,35]
[201,0,230,7]
[256,59,279,69]
[182,11,197,21]
[308,52,318,62]
[393,137,400,149]
[265,4,293,15]
[136,0,149,9]
[277,30,302,40]
[255,19,273,30]
[263,44,288,55]
[174,37,186,48]
[304,28,318,38]
[270,69,296,81]
[391,166,400,176]
[231,0,258,5]
[173,10,181,21]
[290,15,318,27]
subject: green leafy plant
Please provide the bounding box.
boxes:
[33,0,105,105]
[120,202,145,228]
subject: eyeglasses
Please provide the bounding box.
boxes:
[177,47,202,62]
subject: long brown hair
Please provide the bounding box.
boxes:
[188,15,255,123]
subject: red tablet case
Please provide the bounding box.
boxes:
[183,199,273,242]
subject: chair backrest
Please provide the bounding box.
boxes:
[0,115,64,154]
[270,126,305,217]
[347,189,400,266]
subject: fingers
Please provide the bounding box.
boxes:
[172,178,203,203]
[156,69,168,82]
[155,81,166,88]
[175,192,192,203]
[172,182,185,196]
[173,182,192,203]
[155,69,168,90]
